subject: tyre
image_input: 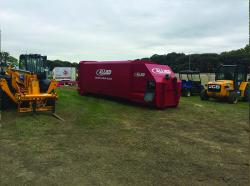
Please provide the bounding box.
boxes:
[200,89,209,100]
[228,91,238,104]
[186,89,191,97]
[183,89,191,97]
[39,79,51,93]
[243,84,249,101]
[0,89,8,110]
[46,98,56,113]
[200,85,205,93]
[0,90,3,110]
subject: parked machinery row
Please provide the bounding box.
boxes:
[78,61,249,107]
[0,55,248,114]
[178,64,249,103]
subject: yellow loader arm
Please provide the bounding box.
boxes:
[47,80,58,94]
[0,78,17,103]
[239,82,249,97]
[0,73,58,113]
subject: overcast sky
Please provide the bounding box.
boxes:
[0,0,248,62]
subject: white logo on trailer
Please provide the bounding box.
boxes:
[96,69,112,76]
[134,72,145,77]
[152,68,171,75]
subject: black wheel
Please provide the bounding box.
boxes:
[32,101,37,113]
[182,89,191,97]
[39,79,51,93]
[200,85,205,93]
[243,84,249,101]
[228,91,238,104]
[47,98,56,113]
[200,89,209,100]
[51,99,56,113]
[186,89,191,97]
[0,89,8,110]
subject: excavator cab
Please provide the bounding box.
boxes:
[19,54,52,93]
[19,54,47,79]
[215,65,247,90]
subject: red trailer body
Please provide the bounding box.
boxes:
[77,60,181,108]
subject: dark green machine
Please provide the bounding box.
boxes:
[19,54,47,79]
[19,54,51,93]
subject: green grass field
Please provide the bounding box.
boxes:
[0,87,249,186]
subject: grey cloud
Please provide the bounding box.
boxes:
[0,0,248,61]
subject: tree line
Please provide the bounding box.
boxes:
[1,44,249,73]
[45,60,78,71]
[0,52,78,71]
[0,52,18,66]
[146,45,250,73]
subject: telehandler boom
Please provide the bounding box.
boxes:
[0,54,57,112]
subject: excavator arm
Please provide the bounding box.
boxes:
[0,78,17,103]
[47,79,58,94]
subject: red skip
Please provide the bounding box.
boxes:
[77,60,181,108]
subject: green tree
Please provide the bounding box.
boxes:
[148,45,249,73]
[0,52,18,66]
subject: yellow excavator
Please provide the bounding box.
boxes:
[0,54,58,112]
[200,64,249,104]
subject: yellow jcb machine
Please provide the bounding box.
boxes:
[0,54,58,112]
[200,64,249,104]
